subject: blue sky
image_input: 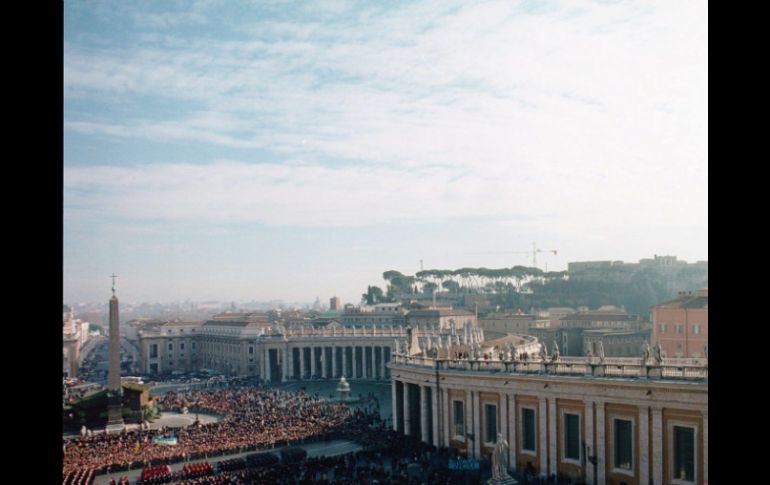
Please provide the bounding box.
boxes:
[64,0,707,305]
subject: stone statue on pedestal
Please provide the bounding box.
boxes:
[488,432,518,484]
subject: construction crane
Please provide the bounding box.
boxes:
[469,242,558,270]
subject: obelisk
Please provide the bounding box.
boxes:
[106,273,125,431]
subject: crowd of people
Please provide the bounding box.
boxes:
[63,387,352,478]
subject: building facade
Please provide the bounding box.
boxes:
[406,308,477,331]
[63,305,90,378]
[651,289,708,358]
[389,351,707,485]
[479,312,551,339]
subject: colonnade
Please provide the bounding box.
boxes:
[261,343,392,382]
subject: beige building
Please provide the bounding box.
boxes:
[480,312,551,339]
[389,346,707,485]
[63,305,90,378]
[406,308,476,331]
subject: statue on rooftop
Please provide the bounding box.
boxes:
[551,340,560,362]
[654,342,663,364]
[642,342,651,364]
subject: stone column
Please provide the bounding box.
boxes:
[282,347,288,382]
[539,397,548,475]
[300,346,306,380]
[321,347,328,379]
[500,393,508,465]
[353,345,363,379]
[420,385,429,444]
[403,382,411,436]
[332,347,337,378]
[465,390,473,455]
[596,401,606,485]
[432,385,440,447]
[310,346,316,378]
[651,406,663,485]
[473,390,481,458]
[265,348,271,382]
[584,401,595,484]
[380,347,386,379]
[703,412,708,483]
[508,394,517,472]
[639,406,650,485]
[342,346,347,378]
[287,347,294,379]
[392,379,399,431]
[442,387,450,448]
[371,345,376,378]
[548,398,557,477]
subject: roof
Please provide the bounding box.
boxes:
[482,334,536,347]
[652,294,708,309]
[560,313,640,321]
[407,309,474,318]
[203,319,270,327]
[161,320,203,327]
[482,313,542,320]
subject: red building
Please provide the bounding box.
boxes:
[651,288,708,358]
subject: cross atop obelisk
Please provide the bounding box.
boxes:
[110,273,118,296]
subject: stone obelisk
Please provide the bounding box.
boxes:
[106,273,125,431]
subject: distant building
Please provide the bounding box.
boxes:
[329,296,342,311]
[63,305,90,378]
[531,309,650,356]
[406,307,476,331]
[340,303,407,327]
[651,288,708,358]
[479,311,551,339]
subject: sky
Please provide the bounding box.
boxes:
[64,0,707,305]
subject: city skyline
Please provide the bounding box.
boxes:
[64,0,707,304]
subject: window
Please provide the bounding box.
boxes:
[673,426,695,482]
[192,342,196,350]
[453,400,465,438]
[692,325,700,335]
[675,324,683,334]
[168,343,173,351]
[150,344,158,359]
[564,413,580,461]
[522,408,536,452]
[614,419,633,471]
[659,324,667,333]
[180,342,185,350]
[484,404,498,444]
[249,346,254,355]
